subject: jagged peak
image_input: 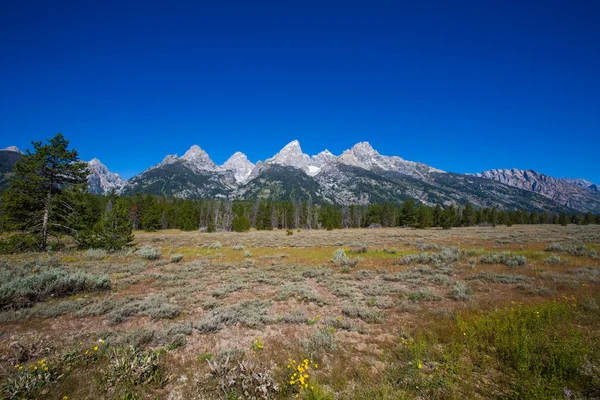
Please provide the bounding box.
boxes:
[225,151,250,162]
[2,146,23,154]
[316,149,334,156]
[351,141,377,154]
[223,151,254,183]
[283,139,301,149]
[158,154,179,166]
[273,140,304,156]
[182,144,209,159]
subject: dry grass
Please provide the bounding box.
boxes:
[1,224,599,399]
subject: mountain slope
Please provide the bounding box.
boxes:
[0,150,22,191]
[474,169,600,213]
[237,165,327,203]
[1,140,595,212]
[122,160,236,198]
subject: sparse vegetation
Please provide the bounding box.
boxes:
[137,245,161,260]
[1,224,599,399]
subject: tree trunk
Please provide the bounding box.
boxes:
[41,192,51,251]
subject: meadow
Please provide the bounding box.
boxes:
[1,225,599,399]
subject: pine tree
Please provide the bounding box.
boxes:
[440,205,456,230]
[559,212,569,226]
[91,199,134,250]
[1,133,88,251]
[415,204,433,229]
[399,199,417,227]
[461,202,475,226]
[489,206,498,227]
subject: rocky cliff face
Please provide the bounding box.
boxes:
[474,169,600,213]
[87,158,128,195]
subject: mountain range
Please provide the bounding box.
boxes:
[1,142,598,213]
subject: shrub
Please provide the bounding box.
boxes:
[302,327,337,358]
[206,356,279,399]
[196,300,272,333]
[231,244,245,250]
[275,284,328,306]
[332,248,349,265]
[479,251,527,267]
[415,241,439,251]
[169,253,184,263]
[546,243,587,256]
[408,287,442,302]
[0,267,110,310]
[107,295,180,325]
[137,246,161,260]
[83,248,108,260]
[342,304,383,323]
[101,346,167,388]
[332,248,358,269]
[467,271,530,284]
[349,244,368,254]
[544,255,562,264]
[450,282,473,301]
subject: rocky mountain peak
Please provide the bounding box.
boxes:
[350,141,377,156]
[223,152,255,183]
[181,145,219,171]
[86,158,127,195]
[266,140,311,170]
[158,154,179,167]
[1,146,23,154]
[311,149,337,168]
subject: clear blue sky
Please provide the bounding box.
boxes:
[1,0,599,181]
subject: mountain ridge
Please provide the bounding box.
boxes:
[1,141,598,212]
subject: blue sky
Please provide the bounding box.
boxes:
[1,0,599,182]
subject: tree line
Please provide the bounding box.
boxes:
[1,134,598,253]
[107,195,599,232]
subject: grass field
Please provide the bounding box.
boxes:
[1,225,599,399]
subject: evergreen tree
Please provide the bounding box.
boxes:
[415,204,433,229]
[584,212,596,225]
[489,206,498,227]
[440,205,456,230]
[432,204,442,227]
[399,199,417,227]
[559,212,569,226]
[1,133,88,251]
[475,209,484,225]
[88,199,134,250]
[461,202,475,226]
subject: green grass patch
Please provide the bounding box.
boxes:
[384,299,600,399]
